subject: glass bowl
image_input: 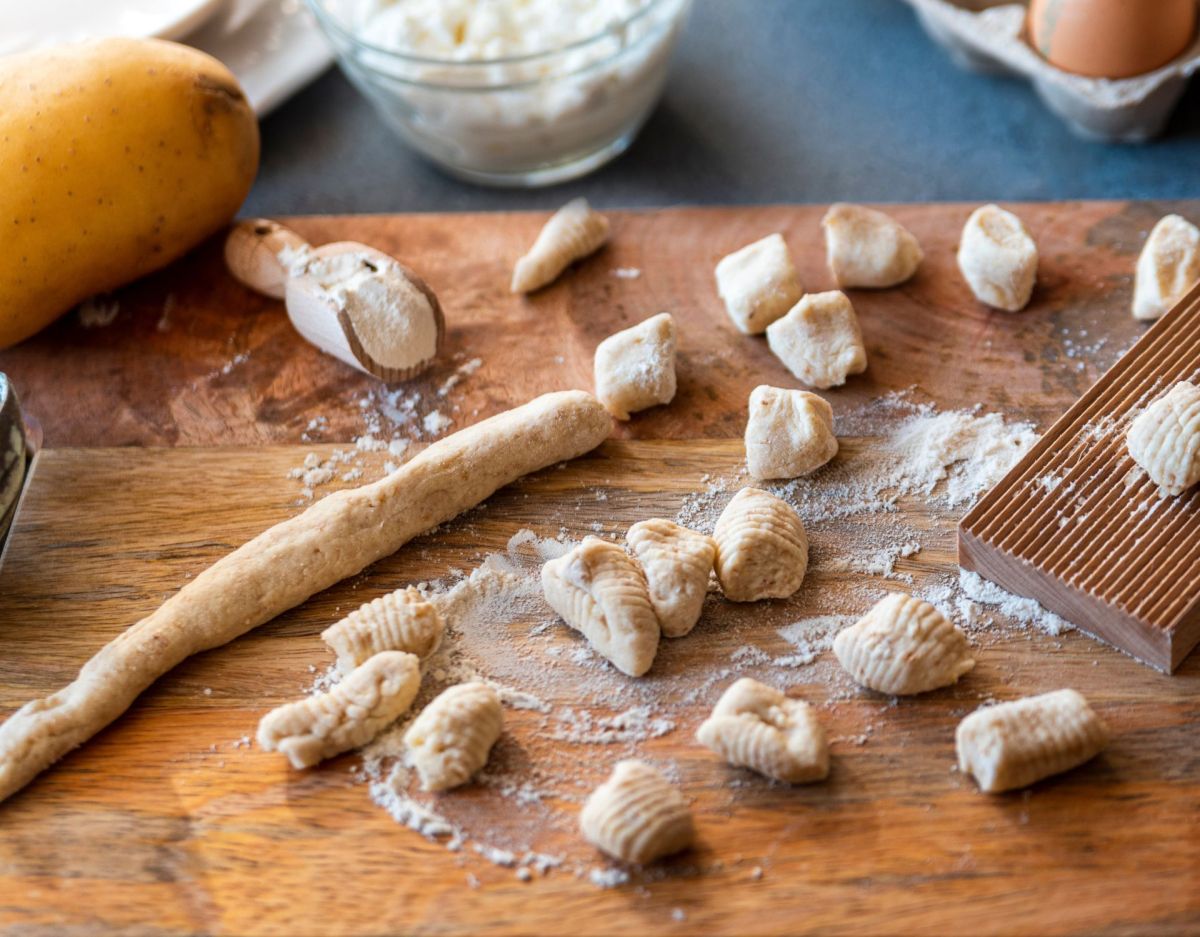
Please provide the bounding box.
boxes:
[306,0,692,187]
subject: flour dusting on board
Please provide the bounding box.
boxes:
[279,395,1063,884]
[286,352,485,501]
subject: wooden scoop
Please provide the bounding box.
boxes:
[224,219,445,382]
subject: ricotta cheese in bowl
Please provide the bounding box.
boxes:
[308,0,692,185]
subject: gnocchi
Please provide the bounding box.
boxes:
[822,203,923,288]
[1126,380,1200,496]
[580,760,694,864]
[321,586,444,675]
[713,487,808,602]
[956,204,1038,312]
[714,233,804,335]
[593,312,677,420]
[257,651,421,769]
[744,384,838,480]
[403,681,503,792]
[511,198,609,294]
[832,593,975,695]
[626,518,716,638]
[696,677,829,783]
[541,536,660,676]
[1133,214,1200,321]
[765,290,867,389]
[956,689,1109,793]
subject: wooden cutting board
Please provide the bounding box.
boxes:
[0,203,1198,936]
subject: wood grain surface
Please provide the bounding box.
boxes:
[0,202,1198,936]
[1,444,1198,936]
[0,201,1185,447]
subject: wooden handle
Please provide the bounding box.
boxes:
[224,219,310,300]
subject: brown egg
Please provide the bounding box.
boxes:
[1028,0,1196,79]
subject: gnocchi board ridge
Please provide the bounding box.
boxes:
[0,202,1198,936]
[960,280,1200,673]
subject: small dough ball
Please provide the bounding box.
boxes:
[822,203,923,288]
[1126,380,1200,496]
[713,487,808,602]
[957,204,1038,312]
[1133,214,1200,321]
[715,233,803,335]
[745,385,837,480]
[593,312,677,420]
[580,760,694,864]
[765,290,867,389]
[511,198,609,293]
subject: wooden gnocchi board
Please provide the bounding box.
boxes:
[0,203,1198,935]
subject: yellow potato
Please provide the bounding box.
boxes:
[0,38,260,348]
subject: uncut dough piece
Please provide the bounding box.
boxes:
[322,585,444,675]
[1126,380,1200,496]
[593,312,677,420]
[956,204,1038,312]
[715,233,804,335]
[626,518,716,638]
[511,198,609,293]
[832,593,975,695]
[956,689,1109,793]
[765,290,867,389]
[258,651,420,769]
[404,682,503,792]
[0,390,611,803]
[580,760,694,864]
[1133,214,1200,321]
[696,677,829,783]
[542,536,661,676]
[713,487,808,602]
[745,384,838,480]
[822,203,923,288]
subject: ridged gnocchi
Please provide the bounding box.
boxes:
[745,384,838,480]
[593,312,677,420]
[956,689,1109,793]
[956,204,1038,312]
[765,290,867,389]
[832,593,975,695]
[1127,380,1200,496]
[511,198,609,294]
[321,586,444,675]
[822,203,923,288]
[626,518,716,638]
[541,536,660,676]
[1133,214,1200,321]
[696,678,829,783]
[580,760,694,864]
[257,651,421,769]
[714,233,803,335]
[403,681,503,792]
[713,487,808,602]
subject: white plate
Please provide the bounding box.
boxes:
[0,0,225,55]
[187,0,335,115]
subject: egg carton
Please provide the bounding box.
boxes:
[900,0,1200,141]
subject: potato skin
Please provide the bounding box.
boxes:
[0,38,259,348]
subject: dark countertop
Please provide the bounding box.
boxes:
[244,0,1200,216]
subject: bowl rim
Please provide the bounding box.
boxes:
[305,0,681,67]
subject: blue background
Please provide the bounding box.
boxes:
[245,0,1200,214]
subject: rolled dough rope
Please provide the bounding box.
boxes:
[0,390,612,803]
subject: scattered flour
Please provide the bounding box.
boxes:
[77,296,120,328]
[270,394,1096,888]
[954,570,1074,637]
[422,410,453,436]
